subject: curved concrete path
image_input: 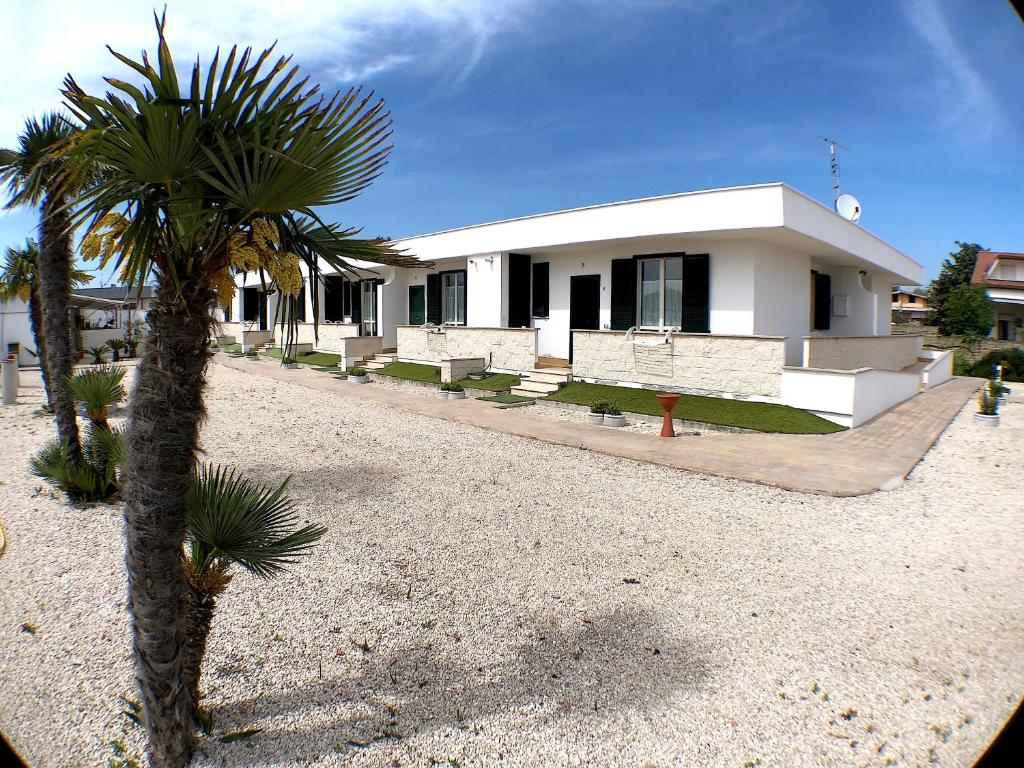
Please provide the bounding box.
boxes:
[216,354,981,497]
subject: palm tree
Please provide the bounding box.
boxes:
[182,465,325,715]
[62,14,424,766]
[0,239,91,410]
[0,115,86,460]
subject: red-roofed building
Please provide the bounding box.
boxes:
[972,251,1024,341]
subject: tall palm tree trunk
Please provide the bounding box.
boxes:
[38,192,80,460]
[123,276,215,767]
[28,280,54,409]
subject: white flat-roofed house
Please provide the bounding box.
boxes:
[228,183,952,427]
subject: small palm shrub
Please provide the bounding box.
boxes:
[182,465,326,716]
[603,403,622,416]
[978,387,999,416]
[107,339,127,362]
[348,366,367,377]
[590,400,614,415]
[32,366,128,502]
[30,425,124,502]
[68,365,126,431]
[87,344,108,364]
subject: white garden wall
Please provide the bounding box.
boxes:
[780,366,921,427]
[396,325,537,372]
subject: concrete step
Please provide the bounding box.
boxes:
[510,380,561,396]
[362,360,389,370]
[370,354,396,363]
[524,369,571,385]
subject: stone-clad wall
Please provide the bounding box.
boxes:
[295,323,359,352]
[571,330,787,398]
[397,326,538,372]
[803,335,922,372]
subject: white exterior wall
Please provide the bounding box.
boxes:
[803,335,923,371]
[752,244,809,365]
[467,254,505,327]
[0,299,37,366]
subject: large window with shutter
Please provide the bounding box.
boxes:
[634,253,708,332]
[531,262,549,318]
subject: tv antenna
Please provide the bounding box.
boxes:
[820,136,861,223]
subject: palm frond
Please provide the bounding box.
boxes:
[67,365,126,417]
[0,113,81,210]
[186,464,325,578]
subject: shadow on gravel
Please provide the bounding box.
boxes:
[202,608,707,765]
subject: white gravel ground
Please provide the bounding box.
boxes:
[1,362,1022,768]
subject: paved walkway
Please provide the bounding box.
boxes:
[215,354,982,496]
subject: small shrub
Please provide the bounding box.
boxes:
[107,339,127,362]
[87,345,108,364]
[244,349,257,357]
[603,404,622,416]
[348,366,367,377]
[282,356,297,365]
[590,400,614,415]
[967,348,1024,383]
[30,427,124,502]
[440,382,464,392]
[978,379,1000,416]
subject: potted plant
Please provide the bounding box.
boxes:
[347,366,369,384]
[107,338,127,362]
[603,404,626,428]
[244,349,259,362]
[282,356,299,369]
[87,344,108,364]
[975,379,1000,427]
[440,382,466,400]
[588,401,610,425]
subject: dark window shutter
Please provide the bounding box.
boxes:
[508,253,531,327]
[295,286,306,322]
[681,254,710,333]
[812,271,831,330]
[426,273,442,324]
[342,279,351,317]
[610,258,637,330]
[531,262,549,317]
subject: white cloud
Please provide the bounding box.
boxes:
[902,0,1002,141]
[0,0,542,145]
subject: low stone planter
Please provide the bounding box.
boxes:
[348,374,369,384]
[436,390,450,399]
[604,414,626,428]
[975,413,1000,427]
[587,412,604,425]
[447,390,466,400]
[282,362,299,370]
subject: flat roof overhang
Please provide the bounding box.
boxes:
[390,183,923,285]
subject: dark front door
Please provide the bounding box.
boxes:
[569,274,601,361]
[508,252,531,327]
[409,285,425,325]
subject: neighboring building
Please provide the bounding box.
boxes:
[891,288,931,319]
[971,251,1024,341]
[228,183,954,427]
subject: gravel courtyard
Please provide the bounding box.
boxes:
[1,362,1022,767]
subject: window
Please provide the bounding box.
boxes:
[638,256,683,329]
[532,262,549,317]
[409,284,425,325]
[908,295,917,304]
[442,270,466,324]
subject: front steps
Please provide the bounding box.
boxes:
[361,353,397,371]
[510,367,572,398]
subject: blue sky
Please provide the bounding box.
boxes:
[1,0,1021,285]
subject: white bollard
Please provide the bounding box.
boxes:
[1,354,17,405]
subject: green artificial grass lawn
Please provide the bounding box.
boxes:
[460,372,521,391]
[372,363,521,391]
[257,348,341,367]
[545,381,845,434]
[373,361,442,383]
[478,394,534,404]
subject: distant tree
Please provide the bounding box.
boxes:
[928,242,984,334]
[943,284,994,338]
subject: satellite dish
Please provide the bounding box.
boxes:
[835,193,862,223]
